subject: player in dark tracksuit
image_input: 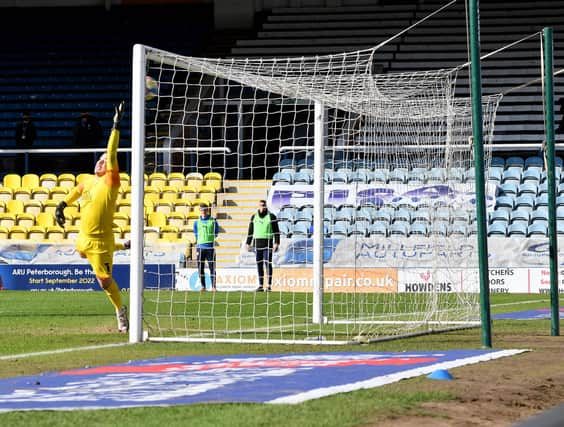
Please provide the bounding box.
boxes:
[245,200,280,291]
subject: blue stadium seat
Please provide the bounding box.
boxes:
[350,222,368,237]
[451,208,470,224]
[393,208,411,224]
[557,220,564,234]
[389,222,409,236]
[409,222,428,237]
[293,170,313,185]
[505,156,525,169]
[332,169,351,184]
[534,194,549,209]
[464,167,476,183]
[517,181,538,196]
[490,156,505,169]
[530,208,548,223]
[495,195,514,211]
[488,167,503,184]
[514,194,535,211]
[388,168,408,184]
[449,222,467,237]
[524,155,544,170]
[368,221,388,237]
[428,167,446,183]
[528,221,547,237]
[447,167,465,183]
[371,168,389,184]
[323,170,334,184]
[272,170,294,185]
[411,209,431,224]
[521,168,542,183]
[489,209,510,224]
[502,168,522,184]
[429,221,449,237]
[507,222,528,237]
[407,168,428,184]
[373,208,393,224]
[331,221,351,238]
[510,209,530,225]
[488,222,507,237]
[350,169,371,184]
[434,206,451,223]
[292,221,310,238]
[497,182,519,197]
[278,220,294,237]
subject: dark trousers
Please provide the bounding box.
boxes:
[255,247,273,288]
[197,247,216,289]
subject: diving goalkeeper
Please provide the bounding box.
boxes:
[55,101,130,333]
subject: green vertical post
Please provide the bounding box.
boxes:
[468,0,491,348]
[543,27,560,336]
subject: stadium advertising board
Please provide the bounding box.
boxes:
[0,264,174,291]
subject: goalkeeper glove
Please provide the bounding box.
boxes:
[123,240,131,250]
[55,201,67,227]
[112,100,125,130]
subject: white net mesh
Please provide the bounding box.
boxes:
[135,44,502,344]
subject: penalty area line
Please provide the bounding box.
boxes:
[0,342,132,361]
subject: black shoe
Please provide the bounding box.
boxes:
[255,286,264,292]
[266,287,272,292]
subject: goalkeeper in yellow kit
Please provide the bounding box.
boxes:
[55,101,129,333]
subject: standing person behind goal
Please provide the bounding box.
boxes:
[193,203,219,291]
[55,101,130,333]
[245,199,280,292]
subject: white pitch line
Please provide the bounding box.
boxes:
[0,342,132,361]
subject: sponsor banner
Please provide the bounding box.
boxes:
[176,268,257,291]
[529,268,564,295]
[488,268,530,294]
[272,268,398,293]
[268,183,495,214]
[0,241,185,265]
[0,350,523,410]
[0,264,174,291]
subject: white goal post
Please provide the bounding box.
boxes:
[129,43,502,345]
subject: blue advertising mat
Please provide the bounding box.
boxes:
[493,308,564,320]
[0,349,526,411]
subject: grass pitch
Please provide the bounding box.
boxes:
[0,291,560,426]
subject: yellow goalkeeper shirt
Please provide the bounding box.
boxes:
[64,129,121,238]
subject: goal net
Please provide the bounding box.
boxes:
[129,44,502,344]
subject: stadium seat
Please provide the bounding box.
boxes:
[8,225,28,240]
[409,222,428,237]
[367,221,388,237]
[186,172,204,191]
[0,187,13,202]
[350,222,368,237]
[448,222,467,237]
[119,173,130,191]
[464,167,476,183]
[331,221,350,238]
[494,195,514,211]
[292,221,310,238]
[487,222,507,237]
[528,222,547,237]
[190,198,211,209]
[21,173,40,189]
[172,200,193,215]
[147,212,167,227]
[407,168,427,184]
[447,167,465,183]
[514,194,535,211]
[497,182,518,197]
[39,173,58,189]
[501,167,521,184]
[6,200,24,214]
[488,167,503,184]
[116,200,131,215]
[49,186,69,202]
[490,156,505,169]
[165,212,185,228]
[57,173,76,189]
[113,212,130,229]
[144,186,161,203]
[198,185,217,205]
[350,169,371,184]
[489,209,509,224]
[293,170,313,185]
[273,170,294,185]
[160,225,180,242]
[30,187,49,202]
[148,172,167,188]
[143,227,160,243]
[388,168,408,184]
[154,200,174,214]
[27,225,45,242]
[160,186,179,203]
[0,200,4,214]
[0,226,8,239]
[179,185,199,202]
[507,222,528,237]
[524,155,544,170]
[411,209,431,224]
[167,172,186,188]
[389,222,409,236]
[534,194,549,209]
[65,225,80,241]
[505,156,525,169]
[16,212,35,228]
[510,209,530,225]
[451,208,470,224]
[373,208,393,224]
[557,206,564,221]
[428,167,446,183]
[3,173,21,190]
[521,168,542,183]
[13,187,32,202]
[36,211,56,227]
[179,225,196,243]
[323,205,337,223]
[517,181,538,196]
[45,226,65,242]
[530,208,548,224]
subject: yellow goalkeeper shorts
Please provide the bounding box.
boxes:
[76,234,114,279]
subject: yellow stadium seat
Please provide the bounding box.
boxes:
[64,211,80,227]
[45,226,65,242]
[42,200,59,215]
[113,225,123,240]
[179,226,196,244]
[143,227,160,243]
[0,226,8,239]
[190,198,211,209]
[21,173,40,189]
[159,225,179,242]
[36,212,56,227]
[8,225,27,240]
[147,212,167,227]
[113,212,130,229]
[13,187,32,202]
[76,173,94,185]
[0,187,13,202]
[122,225,131,240]
[116,200,131,215]
[65,225,80,241]
[172,200,193,215]
[167,172,186,188]
[0,200,5,213]
[3,173,21,190]
[0,213,16,228]
[120,185,131,200]
[39,173,58,189]
[179,185,198,202]
[64,204,80,217]
[148,172,167,188]
[203,172,223,192]
[16,213,35,228]
[6,200,24,214]
[23,200,42,216]
[49,186,69,202]
[144,199,155,214]
[197,185,216,205]
[57,173,76,189]
[144,186,160,203]
[167,212,186,228]
[31,187,50,202]
[160,186,179,202]
[186,172,203,191]
[119,172,130,191]
[28,225,46,242]
[154,200,174,214]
